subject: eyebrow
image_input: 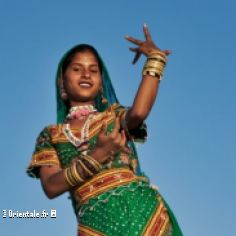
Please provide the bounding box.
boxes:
[70,62,99,67]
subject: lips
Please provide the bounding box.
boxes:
[79,81,92,88]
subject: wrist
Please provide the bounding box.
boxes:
[90,148,107,164]
[142,52,167,79]
[146,49,166,57]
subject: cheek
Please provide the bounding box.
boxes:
[63,78,77,95]
[64,72,77,86]
[94,75,102,89]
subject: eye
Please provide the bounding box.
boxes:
[72,66,80,72]
[90,67,99,73]
[91,69,98,73]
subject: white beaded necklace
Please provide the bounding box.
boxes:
[63,113,95,148]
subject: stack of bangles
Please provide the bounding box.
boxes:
[142,51,167,80]
[64,154,102,187]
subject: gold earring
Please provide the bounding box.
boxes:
[101,88,108,104]
[58,79,68,100]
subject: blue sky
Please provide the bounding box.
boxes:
[0,0,235,235]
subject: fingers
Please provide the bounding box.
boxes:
[99,121,107,135]
[125,36,143,46]
[143,24,152,41]
[132,52,141,64]
[163,49,172,56]
[111,130,129,155]
[110,120,126,148]
[110,117,120,136]
[129,48,142,64]
[122,146,132,155]
[119,130,127,147]
[120,130,131,155]
[129,47,139,52]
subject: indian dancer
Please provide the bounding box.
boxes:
[27,25,183,236]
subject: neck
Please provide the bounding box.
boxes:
[69,100,95,108]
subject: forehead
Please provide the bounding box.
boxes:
[70,51,99,66]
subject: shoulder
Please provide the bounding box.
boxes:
[36,124,62,140]
[109,103,130,120]
[109,103,126,110]
[108,103,128,115]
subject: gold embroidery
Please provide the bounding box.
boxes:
[142,198,170,236]
[74,168,147,205]
[78,224,104,236]
[30,149,60,166]
[50,112,116,144]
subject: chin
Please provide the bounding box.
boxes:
[72,94,98,103]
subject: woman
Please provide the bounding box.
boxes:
[27,25,183,236]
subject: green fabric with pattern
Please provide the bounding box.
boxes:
[77,180,176,236]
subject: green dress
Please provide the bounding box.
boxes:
[27,103,183,236]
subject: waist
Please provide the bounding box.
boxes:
[73,168,148,205]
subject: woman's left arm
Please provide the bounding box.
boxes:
[124,24,171,130]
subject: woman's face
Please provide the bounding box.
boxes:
[63,51,102,106]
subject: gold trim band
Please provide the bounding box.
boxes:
[74,168,148,204]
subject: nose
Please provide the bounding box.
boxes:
[82,69,91,79]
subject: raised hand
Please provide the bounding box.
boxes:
[125,24,171,64]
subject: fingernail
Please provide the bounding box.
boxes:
[125,35,130,38]
[144,23,148,28]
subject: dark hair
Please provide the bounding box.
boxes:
[61,44,103,75]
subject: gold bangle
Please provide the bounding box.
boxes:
[83,155,102,170]
[64,168,74,186]
[82,156,99,171]
[144,60,166,70]
[148,58,166,65]
[143,58,166,78]
[68,165,79,185]
[145,60,165,67]
[72,161,84,182]
[143,66,164,74]
[143,67,164,77]
[143,70,161,78]
[149,50,167,58]
[143,65,165,73]
[65,168,77,186]
[142,70,163,75]
[147,53,166,59]
[64,162,85,187]
[144,61,165,70]
[148,55,167,63]
[78,159,94,177]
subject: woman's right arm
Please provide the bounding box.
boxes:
[39,118,128,199]
[39,165,73,199]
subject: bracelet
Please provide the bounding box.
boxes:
[64,168,75,187]
[149,50,167,58]
[65,154,103,187]
[143,70,164,79]
[142,51,167,78]
[78,159,94,177]
[82,157,98,174]
[148,55,167,64]
[64,161,84,187]
[72,161,84,182]
[144,60,166,69]
[81,154,102,171]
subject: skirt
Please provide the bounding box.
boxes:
[73,168,182,236]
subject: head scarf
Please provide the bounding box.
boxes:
[56,44,119,123]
